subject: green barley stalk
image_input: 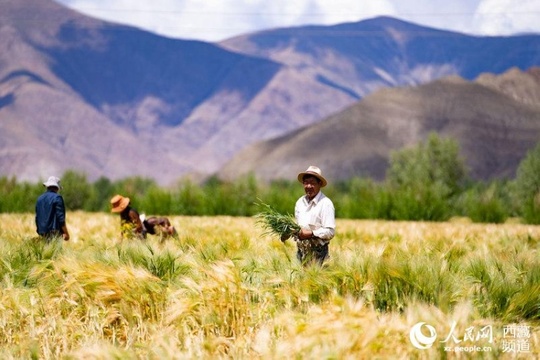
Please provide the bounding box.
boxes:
[254,201,301,241]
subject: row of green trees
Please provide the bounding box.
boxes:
[2,134,539,224]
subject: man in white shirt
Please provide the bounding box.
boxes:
[294,165,336,265]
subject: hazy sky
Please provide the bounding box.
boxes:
[54,0,540,41]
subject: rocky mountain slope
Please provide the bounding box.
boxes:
[220,67,540,183]
[1,0,539,184]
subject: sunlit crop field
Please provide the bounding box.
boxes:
[0,212,539,359]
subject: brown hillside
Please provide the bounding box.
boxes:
[219,67,540,183]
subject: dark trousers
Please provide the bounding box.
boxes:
[296,241,329,266]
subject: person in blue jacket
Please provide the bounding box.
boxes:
[35,176,70,242]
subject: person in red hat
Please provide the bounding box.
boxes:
[110,195,177,241]
[110,194,145,239]
[294,166,336,265]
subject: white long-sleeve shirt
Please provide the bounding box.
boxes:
[294,191,335,241]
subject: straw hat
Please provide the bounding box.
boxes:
[297,165,327,187]
[110,194,130,213]
[43,176,62,189]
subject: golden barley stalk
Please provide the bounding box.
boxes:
[254,201,300,240]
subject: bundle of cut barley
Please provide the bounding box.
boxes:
[255,202,300,241]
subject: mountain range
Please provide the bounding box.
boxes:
[221,67,540,183]
[1,0,539,185]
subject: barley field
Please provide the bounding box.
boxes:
[0,212,538,359]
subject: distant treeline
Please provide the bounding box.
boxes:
[2,134,539,224]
